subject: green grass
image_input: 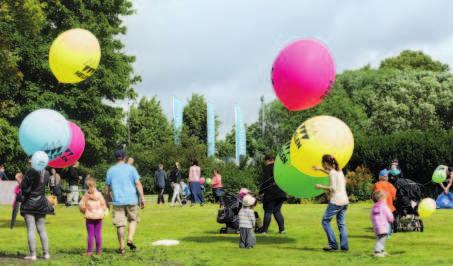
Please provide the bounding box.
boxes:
[0,201,452,265]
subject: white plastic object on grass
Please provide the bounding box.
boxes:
[152,240,180,246]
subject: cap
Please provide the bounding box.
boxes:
[242,194,256,207]
[379,169,389,177]
[115,150,126,159]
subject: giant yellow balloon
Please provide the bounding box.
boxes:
[418,198,436,218]
[290,115,354,177]
[49,28,101,83]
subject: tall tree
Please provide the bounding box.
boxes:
[183,94,208,144]
[128,96,172,148]
[380,50,449,72]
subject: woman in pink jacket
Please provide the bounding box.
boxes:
[371,190,394,257]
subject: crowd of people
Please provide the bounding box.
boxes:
[1,151,452,261]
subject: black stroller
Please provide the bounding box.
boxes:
[216,192,262,234]
[217,192,242,234]
[393,178,424,232]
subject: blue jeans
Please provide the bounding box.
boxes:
[322,203,349,250]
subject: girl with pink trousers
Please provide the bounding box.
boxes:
[371,190,394,257]
[79,177,108,256]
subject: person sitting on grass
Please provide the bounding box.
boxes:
[314,154,349,252]
[239,194,256,249]
[79,176,108,256]
[371,190,394,257]
[105,150,145,254]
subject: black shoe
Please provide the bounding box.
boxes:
[323,247,338,252]
[127,241,137,251]
[341,248,349,252]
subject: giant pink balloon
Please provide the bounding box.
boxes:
[271,39,335,111]
[48,121,85,168]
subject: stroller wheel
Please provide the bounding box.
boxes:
[419,219,424,232]
[219,228,228,234]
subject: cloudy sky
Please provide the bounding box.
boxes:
[122,0,453,137]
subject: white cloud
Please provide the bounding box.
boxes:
[122,0,453,137]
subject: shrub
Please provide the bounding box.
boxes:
[350,130,453,186]
[346,166,373,202]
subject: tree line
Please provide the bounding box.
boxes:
[1,1,452,196]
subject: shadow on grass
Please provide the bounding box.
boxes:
[60,248,125,255]
[0,252,31,264]
[348,234,375,240]
[0,219,25,228]
[284,246,324,252]
[181,235,296,245]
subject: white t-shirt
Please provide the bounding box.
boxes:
[328,169,349,206]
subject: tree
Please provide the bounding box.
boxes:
[0,0,140,168]
[380,50,449,72]
[183,94,208,144]
[128,96,172,148]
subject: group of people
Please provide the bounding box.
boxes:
[5,149,453,261]
[153,160,225,207]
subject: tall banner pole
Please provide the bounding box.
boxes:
[235,105,246,163]
[207,103,215,157]
[172,97,183,145]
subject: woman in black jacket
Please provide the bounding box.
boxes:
[258,155,287,234]
[20,168,54,261]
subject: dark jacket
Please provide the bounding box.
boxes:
[169,168,182,183]
[154,169,167,189]
[259,163,287,203]
[20,169,54,216]
[68,166,79,186]
[0,171,8,180]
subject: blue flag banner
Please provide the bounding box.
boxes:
[172,97,184,145]
[235,105,247,163]
[207,103,216,157]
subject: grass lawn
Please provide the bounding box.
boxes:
[0,201,452,265]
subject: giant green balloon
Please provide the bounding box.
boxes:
[432,165,447,184]
[274,142,329,198]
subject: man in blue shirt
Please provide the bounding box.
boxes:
[105,150,145,254]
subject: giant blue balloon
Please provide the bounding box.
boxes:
[19,109,71,160]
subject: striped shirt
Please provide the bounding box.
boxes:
[238,208,256,229]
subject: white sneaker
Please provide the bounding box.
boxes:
[44,253,51,260]
[24,255,37,261]
[374,252,385,257]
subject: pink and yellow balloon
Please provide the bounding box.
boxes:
[271,39,335,111]
[48,121,85,168]
[49,28,101,83]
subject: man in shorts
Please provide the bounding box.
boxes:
[105,150,145,254]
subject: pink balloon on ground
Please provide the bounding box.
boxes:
[48,121,85,168]
[199,178,206,185]
[271,39,336,111]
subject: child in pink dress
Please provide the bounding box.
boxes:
[79,177,107,256]
[371,190,394,257]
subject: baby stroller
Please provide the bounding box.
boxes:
[216,191,262,234]
[217,192,241,234]
[393,178,424,232]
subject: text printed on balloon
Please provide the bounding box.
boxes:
[279,142,291,164]
[293,124,310,150]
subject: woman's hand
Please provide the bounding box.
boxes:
[312,166,323,171]
[315,184,323,189]
[445,189,449,195]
